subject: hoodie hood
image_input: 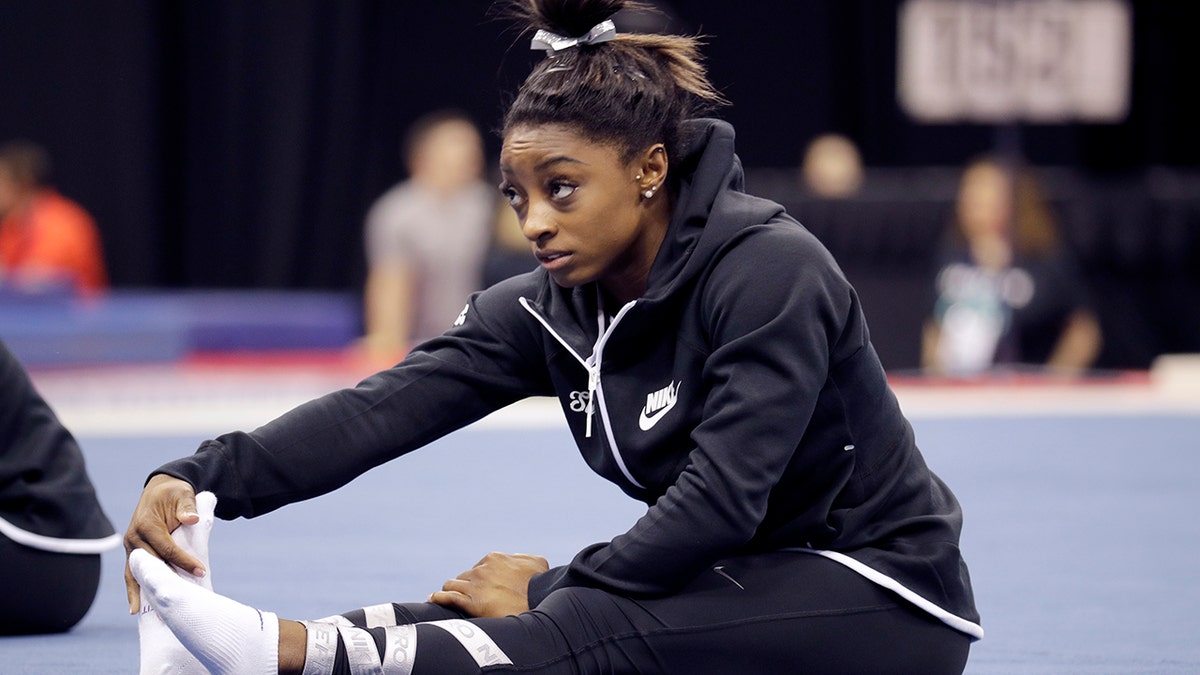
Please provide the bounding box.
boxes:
[643,118,786,303]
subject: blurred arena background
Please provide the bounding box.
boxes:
[1,0,1196,370]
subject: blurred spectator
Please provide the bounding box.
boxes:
[1,338,119,634]
[361,110,496,355]
[799,133,864,199]
[0,141,108,296]
[922,156,1102,376]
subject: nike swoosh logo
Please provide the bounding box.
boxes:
[638,394,678,430]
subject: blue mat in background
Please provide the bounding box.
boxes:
[1,415,1197,673]
[1,290,360,366]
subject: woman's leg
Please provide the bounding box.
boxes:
[0,339,111,636]
[290,602,470,674]
[628,551,971,674]
[0,533,101,634]
[135,549,971,675]
[294,594,665,675]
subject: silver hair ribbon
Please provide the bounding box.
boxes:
[530,19,617,55]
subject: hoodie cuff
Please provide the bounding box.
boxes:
[150,441,245,520]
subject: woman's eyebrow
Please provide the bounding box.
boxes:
[499,155,587,176]
[535,156,587,171]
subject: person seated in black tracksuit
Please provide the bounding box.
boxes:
[0,338,119,634]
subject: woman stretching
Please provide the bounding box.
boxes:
[125,1,982,672]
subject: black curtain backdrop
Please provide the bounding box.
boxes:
[1,0,1197,291]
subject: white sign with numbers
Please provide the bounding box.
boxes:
[898,0,1131,123]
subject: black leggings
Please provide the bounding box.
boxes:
[0,532,102,634]
[320,551,971,674]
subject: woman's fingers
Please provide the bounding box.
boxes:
[123,474,204,613]
[428,552,549,618]
[429,588,475,615]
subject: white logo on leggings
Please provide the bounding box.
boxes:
[425,619,513,667]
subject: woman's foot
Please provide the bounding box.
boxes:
[137,490,217,675]
[130,548,278,675]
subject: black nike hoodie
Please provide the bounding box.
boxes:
[157,119,981,638]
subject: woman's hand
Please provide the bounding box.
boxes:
[123,474,203,614]
[430,552,550,618]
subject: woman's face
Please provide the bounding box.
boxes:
[957,161,1013,240]
[410,120,484,193]
[499,124,667,301]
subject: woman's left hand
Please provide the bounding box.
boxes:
[430,552,550,618]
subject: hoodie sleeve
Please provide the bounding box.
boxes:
[529,223,864,604]
[155,275,553,520]
[1,340,117,546]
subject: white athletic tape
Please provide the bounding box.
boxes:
[300,621,340,675]
[363,603,396,629]
[338,625,385,675]
[424,619,513,667]
[381,625,417,675]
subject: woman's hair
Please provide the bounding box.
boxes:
[1009,164,1060,255]
[501,0,726,164]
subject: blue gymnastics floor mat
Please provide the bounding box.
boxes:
[1,415,1197,673]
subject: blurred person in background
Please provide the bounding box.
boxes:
[922,156,1102,376]
[798,133,864,199]
[0,141,108,297]
[361,110,496,356]
[0,338,119,634]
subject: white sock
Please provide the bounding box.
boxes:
[138,491,218,675]
[171,490,218,590]
[131,548,278,675]
[131,548,279,675]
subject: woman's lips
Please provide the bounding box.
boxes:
[536,250,572,270]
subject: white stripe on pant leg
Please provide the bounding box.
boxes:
[338,625,385,675]
[363,603,396,628]
[300,621,341,675]
[381,625,417,675]
[424,619,513,667]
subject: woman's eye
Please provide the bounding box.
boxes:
[549,182,576,200]
[501,186,523,208]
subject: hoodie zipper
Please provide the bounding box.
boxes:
[584,367,600,437]
[519,295,646,490]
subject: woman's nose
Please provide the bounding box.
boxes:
[521,203,555,241]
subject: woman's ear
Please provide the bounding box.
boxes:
[637,144,668,200]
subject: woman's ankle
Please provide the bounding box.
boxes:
[278,620,308,675]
